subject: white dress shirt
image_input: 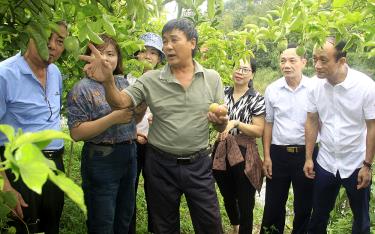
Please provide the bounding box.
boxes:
[306,68,375,178]
[265,76,317,145]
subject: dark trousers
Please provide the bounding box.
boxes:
[261,144,319,234]
[213,161,256,234]
[307,162,371,234]
[128,142,153,234]
[144,145,223,234]
[0,146,65,234]
[81,142,137,234]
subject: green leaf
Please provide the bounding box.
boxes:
[7,227,16,234]
[15,144,50,194]
[0,125,15,142]
[296,46,306,56]
[332,0,348,8]
[0,203,10,218]
[368,48,375,58]
[78,24,89,42]
[290,12,303,31]
[257,43,268,52]
[86,25,104,44]
[49,172,87,216]
[26,24,49,61]
[1,191,17,209]
[0,175,3,190]
[102,15,116,36]
[34,140,53,150]
[43,0,55,7]
[244,24,258,30]
[364,41,375,47]
[277,38,288,51]
[13,130,71,150]
[207,0,215,19]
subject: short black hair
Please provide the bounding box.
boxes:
[249,57,257,89]
[250,57,257,74]
[326,37,347,61]
[287,43,297,49]
[161,18,198,57]
[334,40,347,61]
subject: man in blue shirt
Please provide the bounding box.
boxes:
[0,22,68,233]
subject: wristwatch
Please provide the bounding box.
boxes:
[363,161,372,170]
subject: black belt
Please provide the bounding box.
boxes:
[90,140,135,146]
[42,147,64,159]
[149,144,211,165]
[272,144,318,154]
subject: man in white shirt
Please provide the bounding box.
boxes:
[261,45,319,234]
[304,38,375,233]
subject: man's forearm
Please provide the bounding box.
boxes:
[103,81,133,109]
[365,119,375,164]
[305,112,319,160]
[263,122,273,159]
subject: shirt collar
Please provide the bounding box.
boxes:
[338,67,355,89]
[278,75,308,90]
[18,52,53,78]
[323,67,355,89]
[159,59,204,82]
[226,86,256,97]
[17,53,34,75]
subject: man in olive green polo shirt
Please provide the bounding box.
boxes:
[80,19,227,234]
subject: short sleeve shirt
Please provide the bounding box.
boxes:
[264,76,317,145]
[124,61,224,155]
[67,75,136,144]
[306,68,375,178]
[0,53,63,150]
[224,86,265,135]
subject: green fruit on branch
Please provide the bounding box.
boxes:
[64,36,80,53]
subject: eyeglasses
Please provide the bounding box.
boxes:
[236,66,252,74]
[44,95,53,122]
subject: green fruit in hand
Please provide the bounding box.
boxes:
[296,46,306,56]
[277,38,288,51]
[64,36,79,53]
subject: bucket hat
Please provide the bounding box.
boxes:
[139,32,165,59]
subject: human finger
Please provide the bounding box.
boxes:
[307,168,315,179]
[357,174,365,189]
[137,132,147,139]
[220,132,228,141]
[87,43,102,58]
[267,164,272,178]
[263,166,271,179]
[79,54,96,63]
[15,193,27,219]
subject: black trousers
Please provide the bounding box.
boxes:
[128,142,153,234]
[0,146,65,234]
[144,145,223,234]
[261,144,319,234]
[213,160,256,234]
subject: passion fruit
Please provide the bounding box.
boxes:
[64,36,79,53]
